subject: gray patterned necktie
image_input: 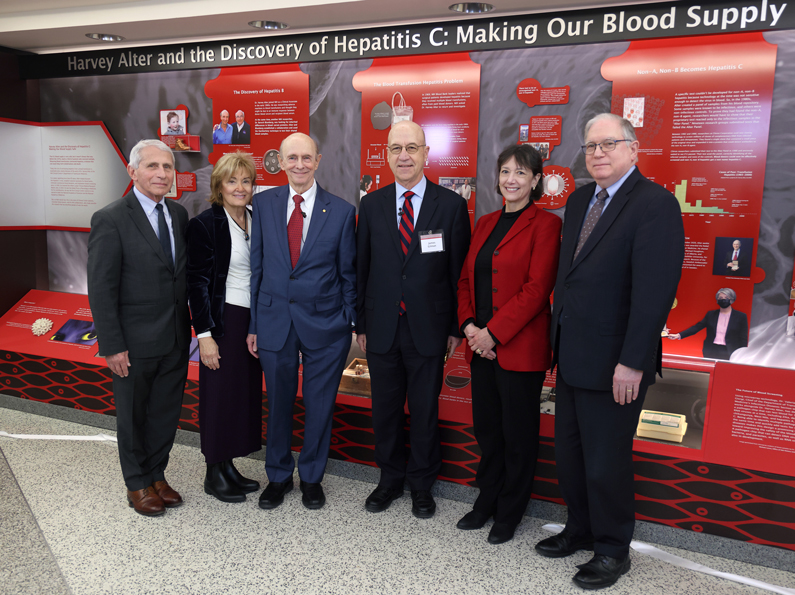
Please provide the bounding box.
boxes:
[573,188,609,262]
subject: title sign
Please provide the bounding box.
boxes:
[20,0,793,79]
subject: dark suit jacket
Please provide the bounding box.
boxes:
[679,308,748,359]
[356,179,471,357]
[87,191,191,359]
[231,122,251,144]
[457,203,561,371]
[186,203,247,338]
[724,249,750,276]
[248,184,356,351]
[551,168,685,390]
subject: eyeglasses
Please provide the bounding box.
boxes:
[387,144,425,155]
[581,139,632,155]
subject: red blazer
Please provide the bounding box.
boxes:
[457,202,561,371]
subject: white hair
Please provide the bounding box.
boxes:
[583,113,637,142]
[129,139,173,169]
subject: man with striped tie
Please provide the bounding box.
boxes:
[356,120,471,518]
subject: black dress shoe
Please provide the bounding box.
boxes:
[300,481,326,509]
[222,460,260,493]
[204,462,245,503]
[258,480,293,509]
[365,486,402,513]
[410,490,436,519]
[573,554,631,590]
[488,522,517,544]
[535,528,595,558]
[456,510,490,530]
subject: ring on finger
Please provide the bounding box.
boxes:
[476,349,483,355]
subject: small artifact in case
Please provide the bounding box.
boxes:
[339,357,371,397]
[636,410,687,443]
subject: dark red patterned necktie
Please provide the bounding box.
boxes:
[399,191,414,315]
[288,195,304,268]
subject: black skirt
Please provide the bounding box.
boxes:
[198,303,263,463]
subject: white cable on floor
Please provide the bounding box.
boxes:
[0,430,117,442]
[542,524,795,595]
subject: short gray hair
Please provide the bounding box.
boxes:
[584,113,637,143]
[716,288,737,302]
[129,139,173,169]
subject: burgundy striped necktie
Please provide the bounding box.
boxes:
[288,195,304,268]
[398,191,414,315]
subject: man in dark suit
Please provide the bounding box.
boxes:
[231,110,251,144]
[534,114,684,589]
[724,239,750,276]
[87,139,191,516]
[356,120,470,518]
[246,132,356,510]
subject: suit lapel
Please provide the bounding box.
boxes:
[570,169,642,270]
[378,184,403,258]
[125,192,173,270]
[496,203,537,250]
[212,204,231,273]
[273,186,292,267]
[405,180,438,264]
[165,198,184,271]
[561,184,592,271]
[298,186,330,267]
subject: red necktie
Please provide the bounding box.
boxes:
[288,195,304,268]
[398,191,414,315]
[733,251,738,260]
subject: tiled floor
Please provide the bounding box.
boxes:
[2,407,795,595]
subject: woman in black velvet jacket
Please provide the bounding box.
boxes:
[187,151,263,502]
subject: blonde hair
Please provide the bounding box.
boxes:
[209,151,257,206]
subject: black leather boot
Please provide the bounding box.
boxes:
[222,459,260,493]
[204,462,245,503]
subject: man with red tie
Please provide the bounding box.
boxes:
[247,133,356,510]
[356,121,470,518]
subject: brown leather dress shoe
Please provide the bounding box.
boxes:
[152,480,183,508]
[127,487,165,516]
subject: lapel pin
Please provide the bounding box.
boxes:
[323,209,326,212]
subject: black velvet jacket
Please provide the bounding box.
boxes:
[186,203,234,338]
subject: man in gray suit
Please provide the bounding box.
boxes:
[87,139,191,516]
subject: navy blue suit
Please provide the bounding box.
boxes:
[249,184,356,483]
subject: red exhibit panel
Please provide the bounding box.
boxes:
[703,362,795,475]
[601,33,776,359]
[516,78,570,108]
[205,65,309,185]
[353,53,480,226]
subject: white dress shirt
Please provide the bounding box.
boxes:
[395,176,427,227]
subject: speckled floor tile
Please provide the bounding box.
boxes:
[2,407,795,595]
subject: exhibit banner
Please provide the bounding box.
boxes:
[19,1,795,78]
[703,361,795,474]
[353,53,480,226]
[205,65,310,185]
[601,33,776,359]
[0,119,130,230]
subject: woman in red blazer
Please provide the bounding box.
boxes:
[456,144,561,544]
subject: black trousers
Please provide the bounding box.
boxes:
[470,356,545,525]
[554,366,647,559]
[112,343,189,491]
[367,314,445,491]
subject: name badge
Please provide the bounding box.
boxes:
[420,230,445,253]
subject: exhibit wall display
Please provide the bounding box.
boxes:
[3,13,795,551]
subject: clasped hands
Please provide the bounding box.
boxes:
[463,323,496,360]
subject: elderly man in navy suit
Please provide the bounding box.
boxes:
[246,133,356,510]
[534,114,684,589]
